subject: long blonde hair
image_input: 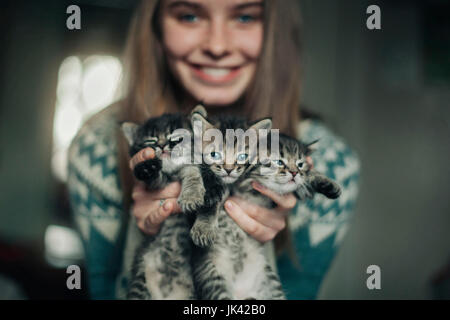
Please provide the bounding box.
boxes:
[117,0,303,254]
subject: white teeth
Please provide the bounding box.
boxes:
[201,67,231,77]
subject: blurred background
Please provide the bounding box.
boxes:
[0,0,448,299]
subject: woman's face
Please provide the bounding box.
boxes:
[161,0,264,107]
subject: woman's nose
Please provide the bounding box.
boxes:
[202,20,230,59]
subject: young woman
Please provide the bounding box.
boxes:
[67,0,360,299]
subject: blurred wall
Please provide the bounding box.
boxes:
[0,0,130,244]
[300,0,450,299]
[0,1,65,243]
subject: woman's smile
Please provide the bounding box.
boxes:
[189,63,243,85]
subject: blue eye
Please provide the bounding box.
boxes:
[237,14,254,23]
[180,14,198,23]
[210,152,222,161]
[237,153,248,162]
[274,160,284,167]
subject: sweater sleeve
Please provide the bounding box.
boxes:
[276,120,360,299]
[66,106,127,299]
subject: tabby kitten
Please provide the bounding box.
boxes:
[189,113,286,300]
[121,105,207,300]
[190,115,341,300]
[249,133,342,202]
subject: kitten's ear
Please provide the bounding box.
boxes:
[121,122,139,146]
[191,104,207,118]
[191,112,214,132]
[249,118,272,132]
[305,139,320,155]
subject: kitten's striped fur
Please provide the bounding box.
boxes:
[122,106,207,300]
[190,115,341,300]
[190,113,285,299]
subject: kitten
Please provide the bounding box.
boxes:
[190,115,341,300]
[250,133,342,202]
[189,113,286,299]
[121,105,207,300]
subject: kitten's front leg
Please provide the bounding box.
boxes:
[177,165,206,213]
[190,166,227,248]
[294,183,314,200]
[308,170,341,199]
[190,208,220,248]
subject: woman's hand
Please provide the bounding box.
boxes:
[224,156,314,243]
[224,183,296,243]
[129,148,182,235]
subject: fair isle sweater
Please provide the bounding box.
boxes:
[67,104,360,300]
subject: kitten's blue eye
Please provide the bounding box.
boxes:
[210,152,222,161]
[180,14,198,23]
[237,153,248,162]
[274,160,285,167]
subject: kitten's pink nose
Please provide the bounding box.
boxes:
[291,171,297,177]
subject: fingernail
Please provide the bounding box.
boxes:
[253,182,265,190]
[225,200,234,210]
[144,149,153,158]
[163,201,172,211]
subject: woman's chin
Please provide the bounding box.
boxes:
[188,86,245,107]
[197,95,240,108]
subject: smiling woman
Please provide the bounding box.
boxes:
[66,0,360,300]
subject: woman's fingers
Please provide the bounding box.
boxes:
[129,147,155,170]
[151,182,182,200]
[252,182,297,210]
[228,196,286,231]
[224,199,279,243]
[131,181,148,201]
[145,199,173,228]
[133,197,182,235]
[132,182,181,202]
[131,181,183,235]
[306,156,314,169]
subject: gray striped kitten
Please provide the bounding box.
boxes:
[190,113,286,300]
[190,114,341,300]
[252,133,342,202]
[121,105,207,300]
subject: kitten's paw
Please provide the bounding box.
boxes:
[190,222,217,248]
[134,159,161,182]
[325,184,341,199]
[318,181,342,199]
[178,186,206,212]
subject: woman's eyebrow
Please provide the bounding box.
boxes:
[234,1,264,10]
[167,0,201,10]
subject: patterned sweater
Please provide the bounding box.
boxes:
[67,104,360,300]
